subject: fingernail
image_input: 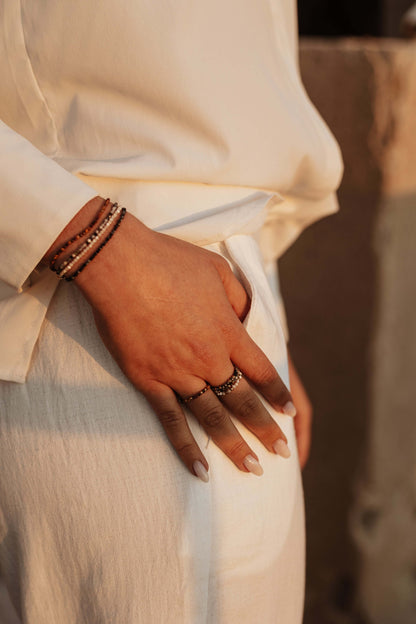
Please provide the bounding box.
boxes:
[193,460,209,483]
[282,401,297,417]
[243,454,264,476]
[273,439,291,459]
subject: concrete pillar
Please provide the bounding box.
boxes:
[382,0,415,36]
[279,38,416,623]
[348,39,416,624]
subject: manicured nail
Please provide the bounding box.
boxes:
[273,439,291,459]
[243,455,264,476]
[193,460,209,483]
[282,401,297,417]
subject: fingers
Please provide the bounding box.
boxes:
[213,254,251,321]
[183,386,264,476]
[146,361,293,480]
[149,376,266,477]
[231,330,296,417]
[220,377,291,458]
[134,315,295,479]
[213,254,295,417]
[145,383,210,482]
[176,363,292,474]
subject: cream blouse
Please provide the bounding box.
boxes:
[0,0,343,382]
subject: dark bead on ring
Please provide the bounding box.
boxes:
[181,384,211,404]
[211,366,242,397]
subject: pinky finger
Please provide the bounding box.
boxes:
[144,382,210,482]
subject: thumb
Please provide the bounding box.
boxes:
[217,262,250,321]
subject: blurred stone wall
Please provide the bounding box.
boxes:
[382,0,416,35]
[279,38,416,623]
[297,0,415,36]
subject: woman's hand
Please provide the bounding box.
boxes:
[46,197,295,480]
[288,353,313,469]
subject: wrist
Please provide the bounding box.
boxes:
[42,196,107,266]
[74,211,152,301]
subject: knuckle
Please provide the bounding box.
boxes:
[255,363,278,387]
[219,318,238,343]
[189,341,217,368]
[122,361,140,384]
[141,378,161,395]
[123,360,148,389]
[236,395,259,420]
[202,406,227,429]
[227,439,248,458]
[158,408,183,429]
[175,441,196,456]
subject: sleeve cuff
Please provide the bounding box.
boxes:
[0,120,98,290]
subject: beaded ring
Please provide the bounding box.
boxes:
[211,367,243,397]
[181,384,211,404]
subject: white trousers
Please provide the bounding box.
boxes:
[0,235,305,623]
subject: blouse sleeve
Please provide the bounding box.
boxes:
[0,119,97,291]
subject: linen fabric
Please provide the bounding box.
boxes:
[0,0,343,382]
[0,235,305,623]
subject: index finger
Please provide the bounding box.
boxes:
[231,331,296,417]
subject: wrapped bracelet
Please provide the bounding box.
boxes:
[55,203,122,278]
[50,201,127,281]
[49,198,110,271]
[63,207,126,281]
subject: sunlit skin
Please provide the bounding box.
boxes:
[288,353,313,469]
[44,195,311,478]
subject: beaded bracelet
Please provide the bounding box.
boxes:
[55,203,122,278]
[52,202,119,274]
[56,205,125,280]
[49,198,110,271]
[63,207,127,282]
